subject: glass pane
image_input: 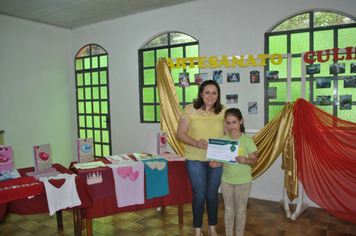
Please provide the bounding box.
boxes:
[171,68,184,83]
[92,72,99,85]
[100,55,108,67]
[78,102,84,114]
[170,33,196,45]
[186,85,199,103]
[186,68,199,82]
[291,81,301,102]
[79,129,86,138]
[77,73,83,86]
[101,102,108,114]
[95,130,101,142]
[143,87,154,103]
[269,105,285,122]
[102,131,109,143]
[85,87,91,99]
[86,102,92,114]
[92,45,106,55]
[143,105,155,121]
[171,47,184,59]
[100,87,107,99]
[291,32,310,54]
[272,13,309,32]
[338,28,356,48]
[313,30,333,51]
[84,58,91,69]
[100,71,107,84]
[176,86,183,103]
[292,57,302,78]
[93,116,100,128]
[156,87,159,103]
[86,116,93,128]
[143,51,155,67]
[103,145,110,157]
[156,49,168,61]
[268,82,287,102]
[85,73,91,85]
[157,106,161,122]
[316,105,333,115]
[92,56,98,69]
[145,34,168,48]
[186,45,199,57]
[77,46,90,57]
[269,35,287,54]
[93,101,100,114]
[314,12,356,28]
[313,79,334,101]
[269,58,287,78]
[79,116,85,128]
[87,129,93,138]
[77,88,84,100]
[102,116,107,129]
[95,144,101,156]
[75,59,83,70]
[144,69,155,85]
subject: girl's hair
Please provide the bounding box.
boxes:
[193,80,223,114]
[225,108,245,133]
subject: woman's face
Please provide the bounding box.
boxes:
[201,84,218,108]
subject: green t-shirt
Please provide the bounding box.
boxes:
[220,133,257,184]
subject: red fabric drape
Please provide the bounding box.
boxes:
[293,98,356,223]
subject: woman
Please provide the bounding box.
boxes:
[177,80,227,236]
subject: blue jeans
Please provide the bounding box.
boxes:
[186,159,223,228]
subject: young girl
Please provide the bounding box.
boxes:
[210,108,258,236]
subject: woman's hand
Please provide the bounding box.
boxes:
[196,139,208,149]
[209,160,223,168]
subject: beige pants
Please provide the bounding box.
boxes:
[221,181,251,236]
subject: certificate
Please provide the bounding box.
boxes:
[206,138,241,164]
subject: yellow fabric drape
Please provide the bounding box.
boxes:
[156,58,297,200]
[156,57,185,157]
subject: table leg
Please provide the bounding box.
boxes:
[73,209,81,236]
[56,211,64,234]
[178,204,183,225]
[86,218,92,236]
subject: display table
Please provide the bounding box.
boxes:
[70,157,193,236]
[0,164,93,236]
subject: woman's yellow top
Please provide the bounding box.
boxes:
[180,104,227,161]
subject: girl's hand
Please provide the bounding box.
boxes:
[196,139,208,149]
[209,160,222,168]
[235,155,248,164]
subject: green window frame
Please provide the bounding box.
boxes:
[265,11,356,124]
[138,32,199,123]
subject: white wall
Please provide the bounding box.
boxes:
[1,0,355,209]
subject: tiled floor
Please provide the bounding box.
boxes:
[0,194,355,236]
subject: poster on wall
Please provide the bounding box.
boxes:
[226,94,238,104]
[316,78,331,89]
[330,62,346,74]
[340,95,352,110]
[266,71,279,80]
[316,95,331,106]
[248,102,258,114]
[351,63,356,73]
[267,87,277,99]
[194,73,208,83]
[306,64,321,74]
[343,76,356,88]
[179,73,190,87]
[250,70,260,83]
[213,70,223,84]
[227,73,240,82]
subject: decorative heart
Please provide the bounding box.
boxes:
[129,171,139,181]
[38,152,50,161]
[146,162,156,170]
[48,179,65,189]
[0,154,9,163]
[117,166,133,179]
[156,161,166,171]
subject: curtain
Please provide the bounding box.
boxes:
[293,98,356,223]
[156,58,185,157]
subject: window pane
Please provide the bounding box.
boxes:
[338,28,356,48]
[93,101,100,114]
[156,106,161,122]
[313,30,333,51]
[102,116,107,129]
[269,35,287,54]
[143,87,154,103]
[93,116,100,128]
[79,129,86,138]
[269,82,287,102]
[101,102,108,114]
[79,116,85,128]
[85,73,91,85]
[316,105,333,115]
[87,129,94,138]
[171,47,184,59]
[85,87,91,99]
[269,105,285,122]
[95,144,101,156]
[186,85,199,103]
[100,71,107,84]
[291,32,310,54]
[92,56,98,69]
[313,79,334,101]
[77,88,84,100]
[145,34,168,48]
[144,69,155,85]
[292,57,302,78]
[100,87,107,99]
[143,105,155,121]
[84,58,91,69]
[95,130,101,142]
[291,81,301,102]
[102,131,109,143]
[103,145,110,157]
[86,116,93,128]
[93,88,99,100]
[76,59,83,70]
[269,58,287,78]
[143,51,155,67]
[92,72,99,85]
[156,49,168,61]
[170,33,196,45]
[78,102,84,114]
[100,55,108,67]
[272,13,309,32]
[176,86,183,103]
[77,46,90,57]
[92,45,106,55]
[77,73,83,86]
[314,12,356,28]
[171,68,184,83]
[86,102,92,113]
[186,45,199,57]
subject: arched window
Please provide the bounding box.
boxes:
[265,11,356,123]
[75,44,112,158]
[138,32,199,123]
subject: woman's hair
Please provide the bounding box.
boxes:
[193,80,223,114]
[225,108,245,133]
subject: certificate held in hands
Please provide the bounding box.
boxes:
[206,138,241,164]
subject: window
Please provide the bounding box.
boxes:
[265,11,356,124]
[75,44,112,158]
[138,32,199,123]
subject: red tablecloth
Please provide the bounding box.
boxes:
[70,158,193,219]
[0,163,93,221]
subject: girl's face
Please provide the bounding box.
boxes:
[201,85,218,108]
[225,114,242,134]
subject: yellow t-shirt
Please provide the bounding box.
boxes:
[180,104,226,161]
